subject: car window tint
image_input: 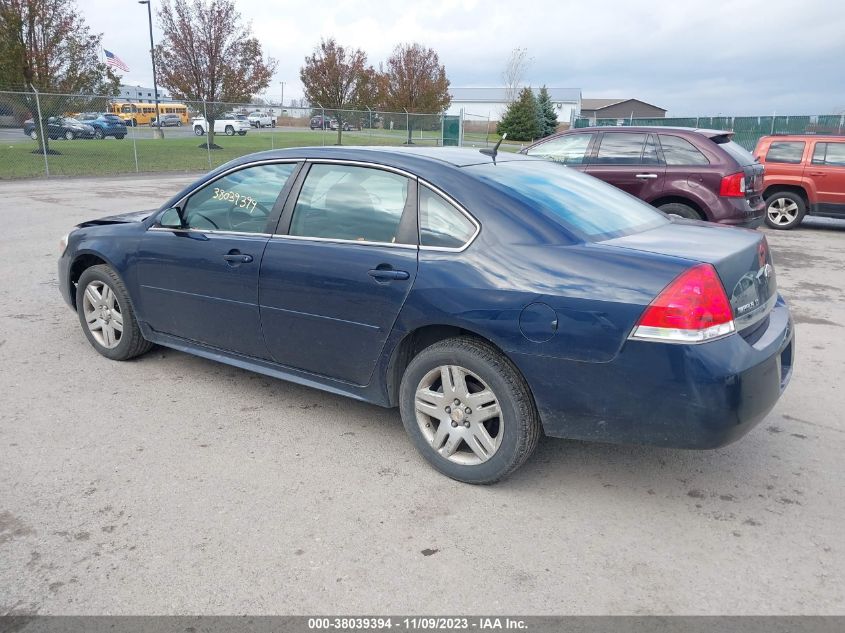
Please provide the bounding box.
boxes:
[181,163,296,233]
[290,164,410,244]
[643,135,660,165]
[467,161,667,241]
[419,186,476,248]
[526,133,594,164]
[765,141,805,164]
[815,142,845,167]
[659,135,710,165]
[593,133,649,165]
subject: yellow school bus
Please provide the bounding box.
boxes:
[109,102,189,126]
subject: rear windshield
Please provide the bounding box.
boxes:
[466,160,668,241]
[712,137,757,165]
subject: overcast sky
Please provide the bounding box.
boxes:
[82,0,845,115]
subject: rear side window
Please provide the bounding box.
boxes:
[290,164,411,244]
[419,185,477,249]
[765,141,805,164]
[659,134,709,165]
[593,133,656,165]
[713,138,757,166]
[526,133,594,165]
[812,142,845,167]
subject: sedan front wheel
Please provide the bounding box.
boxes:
[400,337,540,484]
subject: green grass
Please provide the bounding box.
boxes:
[0,128,520,179]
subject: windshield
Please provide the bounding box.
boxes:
[466,160,668,241]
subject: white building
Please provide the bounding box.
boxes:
[447,86,582,123]
[117,84,173,103]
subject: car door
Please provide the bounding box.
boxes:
[523,132,596,172]
[809,141,845,216]
[586,131,666,200]
[259,162,419,385]
[135,161,300,358]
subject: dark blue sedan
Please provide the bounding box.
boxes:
[58,147,794,483]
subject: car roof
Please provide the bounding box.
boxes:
[758,134,845,142]
[567,126,732,138]
[227,145,537,169]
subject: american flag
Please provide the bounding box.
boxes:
[104,49,129,72]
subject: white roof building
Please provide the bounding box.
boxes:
[447,86,582,123]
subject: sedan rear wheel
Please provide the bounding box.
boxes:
[93,129,104,140]
[76,265,152,361]
[64,130,75,140]
[765,192,805,230]
[400,337,540,484]
[225,125,235,136]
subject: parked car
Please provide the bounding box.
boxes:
[77,113,127,139]
[330,120,356,131]
[523,127,765,228]
[23,116,95,140]
[309,115,332,130]
[58,147,793,483]
[247,111,275,128]
[754,134,845,229]
[192,114,249,136]
[151,113,183,127]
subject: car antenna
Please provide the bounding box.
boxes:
[480,133,507,163]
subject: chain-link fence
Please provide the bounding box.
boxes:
[0,90,449,179]
[573,114,845,150]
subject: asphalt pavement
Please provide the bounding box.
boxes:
[0,175,843,615]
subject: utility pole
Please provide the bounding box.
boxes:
[138,0,163,139]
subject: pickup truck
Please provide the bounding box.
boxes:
[192,115,250,137]
[247,112,275,128]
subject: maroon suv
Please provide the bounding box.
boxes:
[522,127,765,228]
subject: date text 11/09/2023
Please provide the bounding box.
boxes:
[307,617,529,630]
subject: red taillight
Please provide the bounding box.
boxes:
[719,172,746,197]
[631,264,735,343]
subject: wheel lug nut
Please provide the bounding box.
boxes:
[451,421,458,428]
[454,399,460,405]
[464,421,470,428]
[465,407,471,414]
[445,406,451,413]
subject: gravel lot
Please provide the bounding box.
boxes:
[1,175,843,615]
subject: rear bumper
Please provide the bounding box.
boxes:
[712,196,765,229]
[512,295,794,449]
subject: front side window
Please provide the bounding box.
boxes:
[526,133,594,165]
[659,134,710,165]
[179,163,297,233]
[419,185,476,249]
[593,133,651,165]
[813,142,845,167]
[289,164,411,244]
[766,141,805,164]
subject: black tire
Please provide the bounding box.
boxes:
[658,201,702,220]
[75,264,153,361]
[29,130,37,140]
[93,129,104,140]
[271,120,276,128]
[225,125,234,136]
[237,131,247,136]
[194,126,204,136]
[177,121,182,127]
[64,130,75,141]
[115,134,125,140]
[399,337,541,484]
[764,191,806,230]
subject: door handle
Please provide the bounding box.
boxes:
[368,268,410,281]
[223,253,253,264]
[635,173,658,179]
[808,171,826,176]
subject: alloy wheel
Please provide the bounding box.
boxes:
[767,197,799,226]
[414,365,503,465]
[81,280,123,349]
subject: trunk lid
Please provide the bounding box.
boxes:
[704,131,765,199]
[604,219,777,331]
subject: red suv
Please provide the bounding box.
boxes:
[754,135,845,229]
[523,127,765,228]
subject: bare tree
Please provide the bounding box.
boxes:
[155,0,276,148]
[300,38,373,145]
[0,0,118,153]
[381,43,450,145]
[502,47,532,104]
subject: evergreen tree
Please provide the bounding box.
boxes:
[537,85,558,137]
[497,86,539,141]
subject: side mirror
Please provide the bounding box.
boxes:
[158,207,184,229]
